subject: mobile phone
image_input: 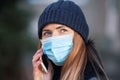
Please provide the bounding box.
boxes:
[40,57,48,73]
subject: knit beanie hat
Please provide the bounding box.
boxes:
[38,0,89,42]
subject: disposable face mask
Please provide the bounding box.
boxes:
[41,34,73,66]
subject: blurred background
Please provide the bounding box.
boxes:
[0,0,120,80]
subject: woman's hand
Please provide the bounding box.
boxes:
[32,49,53,80]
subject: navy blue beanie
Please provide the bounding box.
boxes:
[38,0,89,42]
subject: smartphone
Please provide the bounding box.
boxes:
[40,57,48,73]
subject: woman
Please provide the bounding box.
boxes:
[32,0,109,80]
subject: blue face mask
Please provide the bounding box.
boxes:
[41,34,73,66]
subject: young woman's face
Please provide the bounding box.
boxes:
[42,23,74,39]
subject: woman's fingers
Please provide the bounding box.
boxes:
[33,60,41,68]
[32,49,43,67]
[33,49,42,58]
[32,54,41,63]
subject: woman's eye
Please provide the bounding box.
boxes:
[60,29,67,33]
[43,32,52,37]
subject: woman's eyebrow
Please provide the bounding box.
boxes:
[55,25,65,29]
[42,29,51,32]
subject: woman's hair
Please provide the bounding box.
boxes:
[60,32,109,80]
[38,32,109,80]
[60,32,87,80]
